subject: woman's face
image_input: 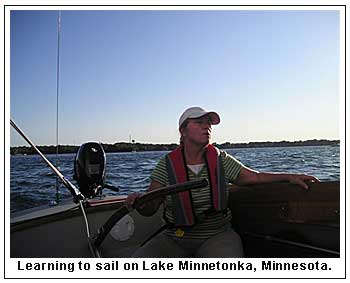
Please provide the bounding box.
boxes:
[181,115,213,146]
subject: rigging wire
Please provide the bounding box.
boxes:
[55,11,62,204]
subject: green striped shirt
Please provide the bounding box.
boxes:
[150,150,244,239]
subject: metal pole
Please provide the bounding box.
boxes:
[10,119,84,203]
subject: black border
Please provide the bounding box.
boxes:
[4,4,347,280]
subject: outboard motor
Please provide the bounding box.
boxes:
[74,142,106,198]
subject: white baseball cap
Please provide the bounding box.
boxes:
[178,106,220,128]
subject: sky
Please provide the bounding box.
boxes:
[9,9,341,146]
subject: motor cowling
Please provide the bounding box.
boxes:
[74,142,106,197]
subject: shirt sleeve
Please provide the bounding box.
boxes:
[150,156,168,186]
[221,150,244,182]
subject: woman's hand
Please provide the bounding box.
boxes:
[287,174,320,189]
[125,192,143,211]
[124,181,165,216]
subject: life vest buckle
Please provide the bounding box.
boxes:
[175,228,185,237]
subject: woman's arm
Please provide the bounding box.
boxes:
[235,166,320,189]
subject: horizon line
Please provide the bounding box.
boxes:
[10,138,340,148]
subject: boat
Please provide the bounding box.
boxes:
[11,180,340,258]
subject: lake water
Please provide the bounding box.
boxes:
[10,146,340,213]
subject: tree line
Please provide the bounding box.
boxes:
[10,139,340,155]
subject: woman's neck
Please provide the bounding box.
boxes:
[183,142,208,165]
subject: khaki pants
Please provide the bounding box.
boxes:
[132,227,244,258]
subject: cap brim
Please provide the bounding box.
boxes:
[207,112,220,125]
[188,111,220,125]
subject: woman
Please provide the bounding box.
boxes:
[126,106,319,257]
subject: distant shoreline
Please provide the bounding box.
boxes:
[10,139,340,155]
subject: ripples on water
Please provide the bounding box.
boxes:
[10,146,340,213]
